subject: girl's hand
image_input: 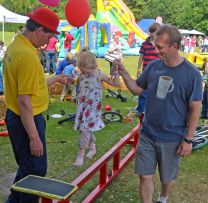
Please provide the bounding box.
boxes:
[67,76,75,84]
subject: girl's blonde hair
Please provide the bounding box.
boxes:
[66,52,74,61]
[77,48,97,70]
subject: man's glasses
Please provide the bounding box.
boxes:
[43,27,53,34]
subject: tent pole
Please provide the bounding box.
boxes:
[3,16,5,42]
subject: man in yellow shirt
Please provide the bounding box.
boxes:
[3,7,68,203]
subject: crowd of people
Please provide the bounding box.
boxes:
[0,6,207,203]
[37,30,74,75]
[181,35,208,53]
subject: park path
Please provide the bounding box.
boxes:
[0,172,15,201]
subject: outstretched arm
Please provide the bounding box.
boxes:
[138,55,143,70]
[137,55,143,76]
[47,74,68,86]
[100,71,120,87]
[113,59,144,95]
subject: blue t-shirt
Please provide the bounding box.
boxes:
[56,59,69,75]
[136,59,202,142]
[63,64,75,77]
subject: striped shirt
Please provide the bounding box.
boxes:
[139,37,159,70]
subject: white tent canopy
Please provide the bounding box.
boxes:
[0,5,28,41]
[179,29,205,35]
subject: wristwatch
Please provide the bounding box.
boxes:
[184,138,193,144]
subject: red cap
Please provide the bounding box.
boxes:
[28,7,60,34]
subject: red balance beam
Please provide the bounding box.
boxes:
[41,122,142,203]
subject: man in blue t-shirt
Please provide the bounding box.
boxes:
[114,25,202,203]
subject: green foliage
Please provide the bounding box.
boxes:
[125,0,146,21]
[143,0,208,34]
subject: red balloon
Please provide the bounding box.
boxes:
[65,0,90,27]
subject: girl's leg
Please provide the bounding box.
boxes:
[74,148,85,167]
[45,51,51,73]
[51,51,57,73]
[110,62,113,75]
[74,131,91,166]
[86,132,96,159]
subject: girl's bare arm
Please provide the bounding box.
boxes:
[100,71,120,87]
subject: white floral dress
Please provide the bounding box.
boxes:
[74,69,105,132]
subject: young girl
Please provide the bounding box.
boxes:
[74,49,120,166]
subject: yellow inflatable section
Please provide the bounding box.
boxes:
[97,0,147,40]
[182,52,208,65]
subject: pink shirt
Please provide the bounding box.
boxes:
[46,37,57,51]
[190,38,196,48]
[184,38,190,46]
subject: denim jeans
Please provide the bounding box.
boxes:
[5,109,47,203]
[136,90,148,113]
[45,50,57,73]
[201,85,208,118]
[0,68,3,93]
[110,62,113,75]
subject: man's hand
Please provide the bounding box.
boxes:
[177,141,192,156]
[113,59,126,75]
[30,135,43,156]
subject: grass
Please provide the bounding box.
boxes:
[0,32,208,203]
[1,91,208,203]
[0,31,14,47]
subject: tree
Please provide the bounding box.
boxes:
[125,0,146,21]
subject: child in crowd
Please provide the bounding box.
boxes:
[201,58,208,119]
[73,48,120,166]
[0,41,6,60]
[56,52,75,75]
[202,57,208,76]
[0,41,6,95]
[60,58,77,101]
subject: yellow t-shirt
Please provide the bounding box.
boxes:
[3,34,49,115]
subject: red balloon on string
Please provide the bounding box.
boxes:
[39,0,60,7]
[65,0,90,27]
